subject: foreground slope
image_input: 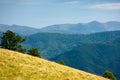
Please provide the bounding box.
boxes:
[0,48,109,80]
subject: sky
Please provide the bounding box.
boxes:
[0,0,120,28]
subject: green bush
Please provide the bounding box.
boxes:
[102,70,117,80]
[28,48,41,58]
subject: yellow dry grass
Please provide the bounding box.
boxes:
[0,48,109,80]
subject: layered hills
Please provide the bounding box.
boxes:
[0,21,120,35]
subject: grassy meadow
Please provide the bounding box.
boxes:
[0,48,109,80]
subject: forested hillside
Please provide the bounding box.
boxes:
[51,43,120,80]
[23,31,120,59]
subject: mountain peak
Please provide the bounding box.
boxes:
[89,21,101,24]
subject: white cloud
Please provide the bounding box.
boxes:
[90,3,120,10]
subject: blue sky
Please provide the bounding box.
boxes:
[0,0,120,28]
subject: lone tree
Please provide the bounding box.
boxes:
[0,30,26,52]
[102,70,117,80]
[28,48,41,58]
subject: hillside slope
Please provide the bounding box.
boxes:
[0,48,109,80]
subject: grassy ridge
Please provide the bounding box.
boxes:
[0,48,109,80]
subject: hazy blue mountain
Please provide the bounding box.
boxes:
[0,21,120,35]
[39,24,87,34]
[39,21,120,34]
[105,21,120,30]
[84,21,106,33]
[0,24,39,35]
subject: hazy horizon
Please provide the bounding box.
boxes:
[1,20,120,29]
[0,0,120,28]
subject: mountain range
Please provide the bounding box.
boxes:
[39,21,120,34]
[0,21,120,35]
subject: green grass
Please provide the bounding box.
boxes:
[0,48,109,80]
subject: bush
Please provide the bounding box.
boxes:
[28,48,41,58]
[102,70,117,80]
[57,60,65,65]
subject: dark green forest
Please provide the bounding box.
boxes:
[23,31,120,58]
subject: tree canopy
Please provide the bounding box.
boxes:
[0,30,26,52]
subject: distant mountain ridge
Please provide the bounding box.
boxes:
[39,21,120,34]
[0,24,39,35]
[0,21,120,35]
